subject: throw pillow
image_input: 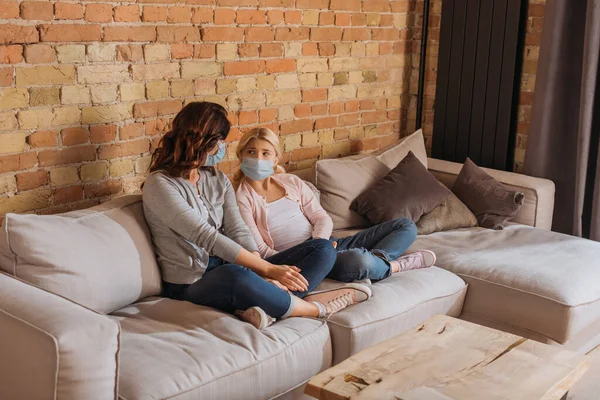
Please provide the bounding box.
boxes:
[351,151,451,224]
[315,155,389,229]
[452,158,525,230]
[416,190,478,235]
[373,129,429,169]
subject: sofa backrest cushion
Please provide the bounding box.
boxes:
[0,195,161,314]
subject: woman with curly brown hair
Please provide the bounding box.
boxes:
[142,102,371,329]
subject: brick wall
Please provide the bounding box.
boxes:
[0,0,414,217]
[407,0,545,172]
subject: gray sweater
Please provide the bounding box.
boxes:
[142,169,258,284]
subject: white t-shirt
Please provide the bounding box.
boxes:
[267,197,313,252]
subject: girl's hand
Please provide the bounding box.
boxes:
[266,264,309,292]
[264,278,289,292]
[332,241,338,249]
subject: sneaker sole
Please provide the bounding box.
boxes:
[305,283,372,302]
[239,307,273,330]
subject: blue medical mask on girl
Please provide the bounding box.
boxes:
[204,142,226,166]
[241,157,275,181]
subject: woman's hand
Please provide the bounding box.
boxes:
[264,277,289,292]
[266,264,309,292]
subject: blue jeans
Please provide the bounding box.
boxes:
[328,218,418,282]
[162,238,337,318]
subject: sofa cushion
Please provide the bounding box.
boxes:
[0,195,161,314]
[111,297,332,400]
[408,225,600,345]
[416,191,478,235]
[313,268,467,364]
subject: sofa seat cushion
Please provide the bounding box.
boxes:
[110,297,332,400]
[408,225,600,345]
[314,267,467,364]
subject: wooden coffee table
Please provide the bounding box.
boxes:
[306,315,590,400]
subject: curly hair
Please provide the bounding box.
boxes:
[148,102,231,179]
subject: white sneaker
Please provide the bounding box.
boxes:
[237,307,275,329]
[395,250,436,272]
[304,283,372,319]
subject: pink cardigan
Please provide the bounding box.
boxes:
[235,173,334,258]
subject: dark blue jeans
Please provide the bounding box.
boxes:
[162,238,336,318]
[328,218,418,282]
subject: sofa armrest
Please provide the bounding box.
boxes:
[427,158,556,230]
[0,272,120,400]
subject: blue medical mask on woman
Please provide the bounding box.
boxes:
[241,157,275,181]
[204,142,226,166]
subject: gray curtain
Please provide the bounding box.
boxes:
[525,0,600,240]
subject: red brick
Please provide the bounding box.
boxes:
[237,9,266,24]
[334,128,349,140]
[335,13,351,26]
[330,102,344,114]
[351,13,366,26]
[238,110,257,125]
[246,27,275,42]
[363,0,390,12]
[311,103,327,115]
[171,43,193,59]
[292,146,320,161]
[259,0,294,6]
[224,60,265,75]
[61,127,89,146]
[24,44,55,63]
[519,91,534,105]
[38,146,96,167]
[391,1,412,12]
[0,45,22,63]
[275,27,309,41]
[345,100,359,113]
[392,41,409,54]
[21,1,53,20]
[311,27,343,41]
[214,8,235,24]
[16,170,48,191]
[156,26,199,42]
[528,4,545,17]
[120,123,145,140]
[387,110,401,121]
[142,6,167,22]
[280,119,314,135]
[302,89,327,102]
[315,116,337,130]
[191,7,212,23]
[266,59,295,73]
[116,45,144,62]
[28,130,58,148]
[302,43,318,56]
[379,14,393,27]
[360,100,374,110]
[343,28,371,41]
[259,108,277,123]
[525,33,542,46]
[362,111,386,124]
[0,67,13,86]
[194,43,215,58]
[84,180,122,199]
[114,5,140,22]
[285,10,302,24]
[168,6,191,23]
[318,42,334,56]
[55,3,84,20]
[260,43,283,57]
[371,28,399,41]
[319,12,334,25]
[0,25,40,44]
[40,25,101,42]
[85,4,113,23]
[330,0,361,11]
[294,104,311,118]
[339,113,359,126]
[145,118,170,136]
[296,0,329,9]
[54,185,84,204]
[0,152,37,173]
[238,43,259,57]
[0,1,19,19]
[133,100,182,118]
[202,27,244,42]
[267,10,284,24]
[98,139,150,160]
[90,125,117,144]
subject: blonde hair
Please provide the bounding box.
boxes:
[232,127,286,189]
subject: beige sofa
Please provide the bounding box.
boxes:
[1,135,600,400]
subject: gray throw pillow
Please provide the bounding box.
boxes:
[417,190,478,235]
[452,158,524,230]
[351,151,451,224]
